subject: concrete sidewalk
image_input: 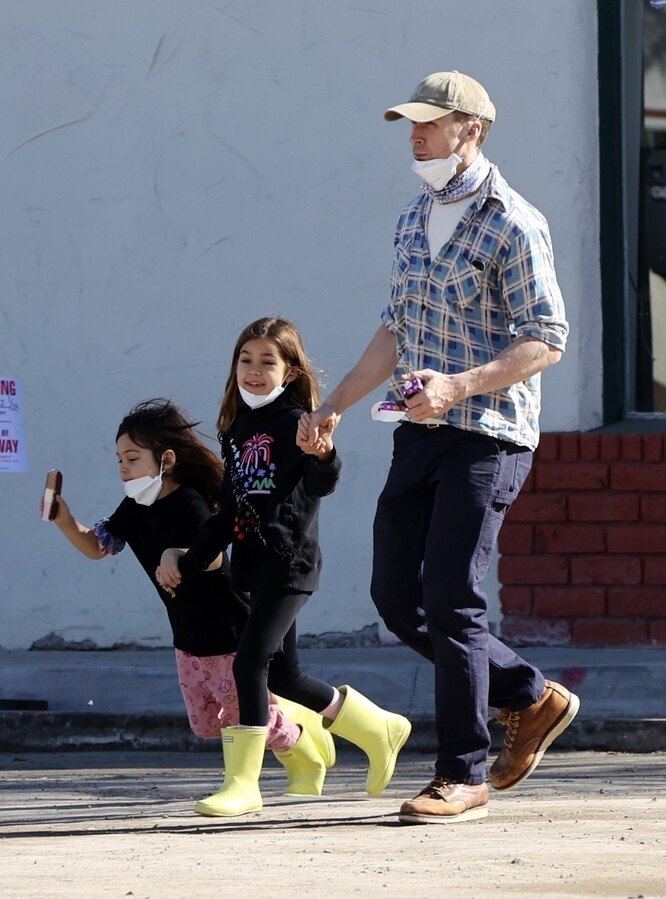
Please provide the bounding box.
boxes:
[1,645,666,752]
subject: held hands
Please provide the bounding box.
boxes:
[402,370,466,421]
[156,548,185,589]
[297,411,335,460]
[300,404,340,452]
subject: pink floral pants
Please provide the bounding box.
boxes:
[174,649,298,752]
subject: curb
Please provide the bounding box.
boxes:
[2,711,665,754]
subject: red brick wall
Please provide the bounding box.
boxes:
[498,432,666,647]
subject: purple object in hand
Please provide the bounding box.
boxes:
[400,377,423,399]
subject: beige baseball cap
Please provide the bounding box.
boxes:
[384,71,496,123]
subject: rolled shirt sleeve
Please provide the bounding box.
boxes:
[499,222,569,352]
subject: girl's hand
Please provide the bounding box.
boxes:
[297,413,334,460]
[40,494,72,527]
[156,548,184,589]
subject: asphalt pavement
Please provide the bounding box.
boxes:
[1,749,665,898]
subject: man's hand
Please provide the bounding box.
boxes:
[403,338,562,422]
[403,369,465,421]
[156,548,185,589]
[297,412,334,460]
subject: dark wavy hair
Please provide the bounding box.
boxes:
[216,317,321,434]
[116,399,224,510]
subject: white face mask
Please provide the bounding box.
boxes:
[123,459,164,506]
[411,154,463,191]
[238,383,286,410]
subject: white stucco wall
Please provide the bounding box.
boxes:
[0,0,601,649]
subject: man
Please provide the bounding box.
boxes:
[305,71,579,825]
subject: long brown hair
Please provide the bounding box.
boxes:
[116,399,224,510]
[217,317,321,434]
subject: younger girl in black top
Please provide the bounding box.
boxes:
[46,399,334,801]
[158,318,411,818]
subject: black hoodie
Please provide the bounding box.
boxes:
[179,392,341,593]
[103,487,249,655]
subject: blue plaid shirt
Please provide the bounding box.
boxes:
[381,164,568,451]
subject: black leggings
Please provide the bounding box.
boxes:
[232,588,336,726]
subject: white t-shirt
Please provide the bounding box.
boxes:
[426,195,477,259]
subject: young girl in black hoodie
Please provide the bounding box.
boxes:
[158,318,411,818]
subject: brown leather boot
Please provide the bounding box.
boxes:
[398,778,489,825]
[489,680,580,791]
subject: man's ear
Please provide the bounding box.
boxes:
[467,119,483,143]
[162,449,176,472]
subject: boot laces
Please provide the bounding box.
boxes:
[419,777,454,799]
[493,709,520,748]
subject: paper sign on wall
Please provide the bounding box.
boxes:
[0,377,28,472]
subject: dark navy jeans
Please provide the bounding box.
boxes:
[371,423,545,785]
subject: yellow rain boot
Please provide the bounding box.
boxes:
[327,686,412,796]
[194,727,266,817]
[276,696,336,768]
[273,725,327,796]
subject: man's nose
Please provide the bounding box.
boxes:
[410,124,424,143]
